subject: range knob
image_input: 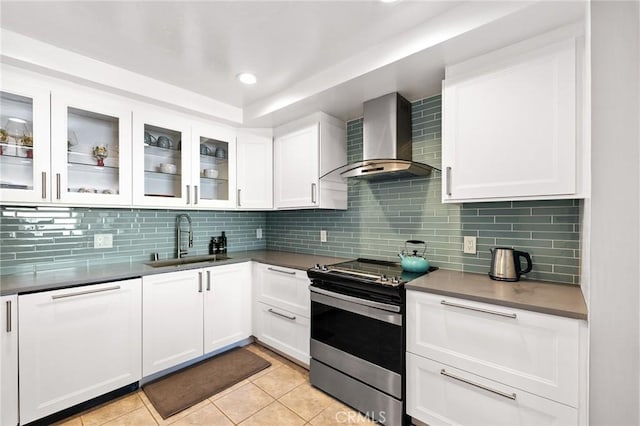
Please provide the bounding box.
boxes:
[380,274,388,282]
[321,265,329,271]
[314,264,321,270]
[391,276,400,285]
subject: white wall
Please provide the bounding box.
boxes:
[589,1,640,425]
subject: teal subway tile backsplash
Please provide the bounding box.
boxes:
[1,207,266,275]
[266,94,581,284]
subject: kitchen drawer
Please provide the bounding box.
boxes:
[254,302,309,365]
[407,353,578,426]
[254,263,310,317]
[407,290,580,407]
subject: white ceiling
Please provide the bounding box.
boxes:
[0,1,586,127]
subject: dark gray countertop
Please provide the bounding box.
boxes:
[0,250,349,296]
[406,269,588,320]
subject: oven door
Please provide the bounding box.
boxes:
[310,285,403,377]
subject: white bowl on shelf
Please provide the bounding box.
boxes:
[159,163,177,174]
[203,169,218,179]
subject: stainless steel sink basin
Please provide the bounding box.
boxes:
[145,254,232,268]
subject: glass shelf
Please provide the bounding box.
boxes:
[144,144,181,155]
[145,169,181,178]
[199,176,228,183]
[68,161,119,172]
[0,152,33,165]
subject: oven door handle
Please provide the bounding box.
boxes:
[309,286,400,313]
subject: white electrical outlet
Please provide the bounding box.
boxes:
[94,234,113,249]
[256,228,263,239]
[463,236,477,254]
[320,230,327,243]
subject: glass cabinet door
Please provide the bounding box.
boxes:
[50,90,132,205]
[191,123,236,209]
[0,74,51,203]
[132,109,191,207]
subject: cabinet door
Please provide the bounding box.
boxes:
[19,280,142,424]
[406,353,578,426]
[274,124,319,208]
[51,89,132,205]
[254,263,310,317]
[254,302,310,366]
[1,296,18,426]
[442,39,576,202]
[132,108,192,207]
[406,290,580,407]
[237,129,273,209]
[191,122,237,209]
[203,263,252,353]
[142,270,204,376]
[0,72,51,203]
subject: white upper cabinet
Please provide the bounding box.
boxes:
[191,122,237,209]
[442,35,583,203]
[236,128,273,209]
[0,70,51,204]
[51,88,132,206]
[274,112,347,210]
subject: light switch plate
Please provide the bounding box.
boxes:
[94,234,113,249]
[463,236,477,254]
[320,230,327,243]
[256,228,263,239]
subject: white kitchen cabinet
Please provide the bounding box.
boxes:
[51,87,133,205]
[442,36,582,203]
[406,290,586,426]
[252,263,311,365]
[203,262,252,353]
[274,112,347,210]
[236,128,273,209]
[0,69,51,204]
[19,279,142,424]
[191,122,237,209]
[406,353,578,426]
[142,270,204,376]
[1,296,18,426]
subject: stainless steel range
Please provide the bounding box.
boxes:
[307,258,437,426]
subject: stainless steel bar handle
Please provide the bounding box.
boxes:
[186,185,191,205]
[52,285,121,300]
[6,300,11,332]
[194,185,198,205]
[311,183,317,204]
[237,189,241,207]
[267,267,295,275]
[440,369,517,400]
[441,300,517,319]
[268,308,296,321]
[56,173,61,200]
[206,270,211,291]
[446,166,452,196]
[41,172,47,199]
[198,272,203,293]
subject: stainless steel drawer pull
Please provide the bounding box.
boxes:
[445,166,452,196]
[441,369,517,400]
[6,300,11,332]
[52,285,121,300]
[198,272,203,293]
[42,172,47,199]
[206,270,211,291]
[56,173,61,200]
[267,267,295,275]
[441,300,517,319]
[268,308,296,321]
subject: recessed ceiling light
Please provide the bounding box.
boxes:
[380,0,399,3]
[237,73,257,85]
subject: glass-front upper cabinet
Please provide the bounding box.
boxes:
[0,72,51,203]
[50,89,132,206]
[191,122,236,209]
[132,109,191,207]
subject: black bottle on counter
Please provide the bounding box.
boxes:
[208,237,215,255]
[221,231,227,254]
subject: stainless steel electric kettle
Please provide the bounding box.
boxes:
[488,247,532,282]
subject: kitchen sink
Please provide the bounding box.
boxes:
[145,254,232,268]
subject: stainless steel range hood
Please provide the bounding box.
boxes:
[322,92,439,181]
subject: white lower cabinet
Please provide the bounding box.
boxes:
[143,263,252,376]
[406,290,585,426]
[252,263,311,365]
[1,296,18,426]
[407,353,577,426]
[18,280,142,424]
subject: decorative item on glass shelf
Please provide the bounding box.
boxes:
[93,144,108,166]
[5,117,32,157]
[68,130,79,152]
[0,128,7,156]
[214,147,226,159]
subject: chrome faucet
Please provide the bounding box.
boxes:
[176,214,193,259]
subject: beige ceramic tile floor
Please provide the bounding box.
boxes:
[55,344,376,426]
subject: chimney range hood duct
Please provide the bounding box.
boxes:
[322,92,439,181]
